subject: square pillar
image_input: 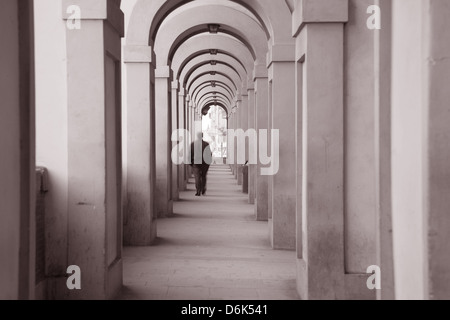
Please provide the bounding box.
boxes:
[237,98,244,186]
[155,66,173,218]
[185,102,193,181]
[228,115,237,174]
[391,0,450,300]
[373,0,395,300]
[241,94,249,193]
[0,0,35,300]
[293,0,348,298]
[268,55,297,250]
[247,88,256,204]
[63,0,124,299]
[234,107,240,180]
[254,77,269,221]
[178,90,187,191]
[123,45,157,246]
[171,81,180,201]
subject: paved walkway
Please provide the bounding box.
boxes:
[117,165,299,300]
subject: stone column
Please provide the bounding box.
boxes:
[234,101,240,180]
[293,0,348,300]
[247,86,256,204]
[423,0,450,300]
[123,45,157,246]
[155,66,173,218]
[240,93,249,192]
[267,46,297,250]
[229,114,236,174]
[0,0,35,300]
[391,0,450,300]
[237,96,244,185]
[35,0,67,299]
[171,81,180,201]
[267,78,273,226]
[189,100,196,180]
[374,0,394,300]
[338,0,394,300]
[63,0,124,299]
[254,73,269,221]
[185,99,192,181]
[178,89,187,191]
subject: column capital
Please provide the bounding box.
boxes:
[267,44,296,67]
[62,0,124,36]
[155,65,172,79]
[179,88,185,96]
[123,45,153,64]
[172,81,179,90]
[253,63,268,81]
[292,0,348,36]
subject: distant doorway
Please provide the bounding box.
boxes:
[202,105,228,164]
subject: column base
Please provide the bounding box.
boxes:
[254,198,268,221]
[296,258,376,300]
[343,274,376,300]
[107,259,123,299]
[157,199,174,218]
[268,219,295,251]
[296,259,308,300]
[237,166,243,186]
[268,218,273,246]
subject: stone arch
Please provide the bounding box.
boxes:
[195,87,233,106]
[188,74,237,95]
[181,60,244,87]
[202,103,229,119]
[126,0,293,48]
[178,53,247,87]
[171,35,257,83]
[127,0,273,46]
[185,65,241,94]
[192,81,235,103]
[199,96,231,112]
[198,91,231,107]
[154,4,268,66]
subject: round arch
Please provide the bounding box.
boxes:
[198,92,231,109]
[202,103,229,118]
[188,73,237,95]
[185,65,241,93]
[192,81,234,102]
[171,34,257,84]
[126,0,293,48]
[196,87,233,105]
[178,53,247,86]
[182,60,243,87]
[153,4,268,66]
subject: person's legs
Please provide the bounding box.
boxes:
[192,165,202,196]
[202,165,210,195]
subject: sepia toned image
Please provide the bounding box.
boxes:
[1,0,450,302]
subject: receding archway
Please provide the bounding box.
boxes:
[201,104,229,163]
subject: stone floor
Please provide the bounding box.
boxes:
[117,165,299,300]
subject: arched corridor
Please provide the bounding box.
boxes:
[2,0,450,301]
[119,165,298,300]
